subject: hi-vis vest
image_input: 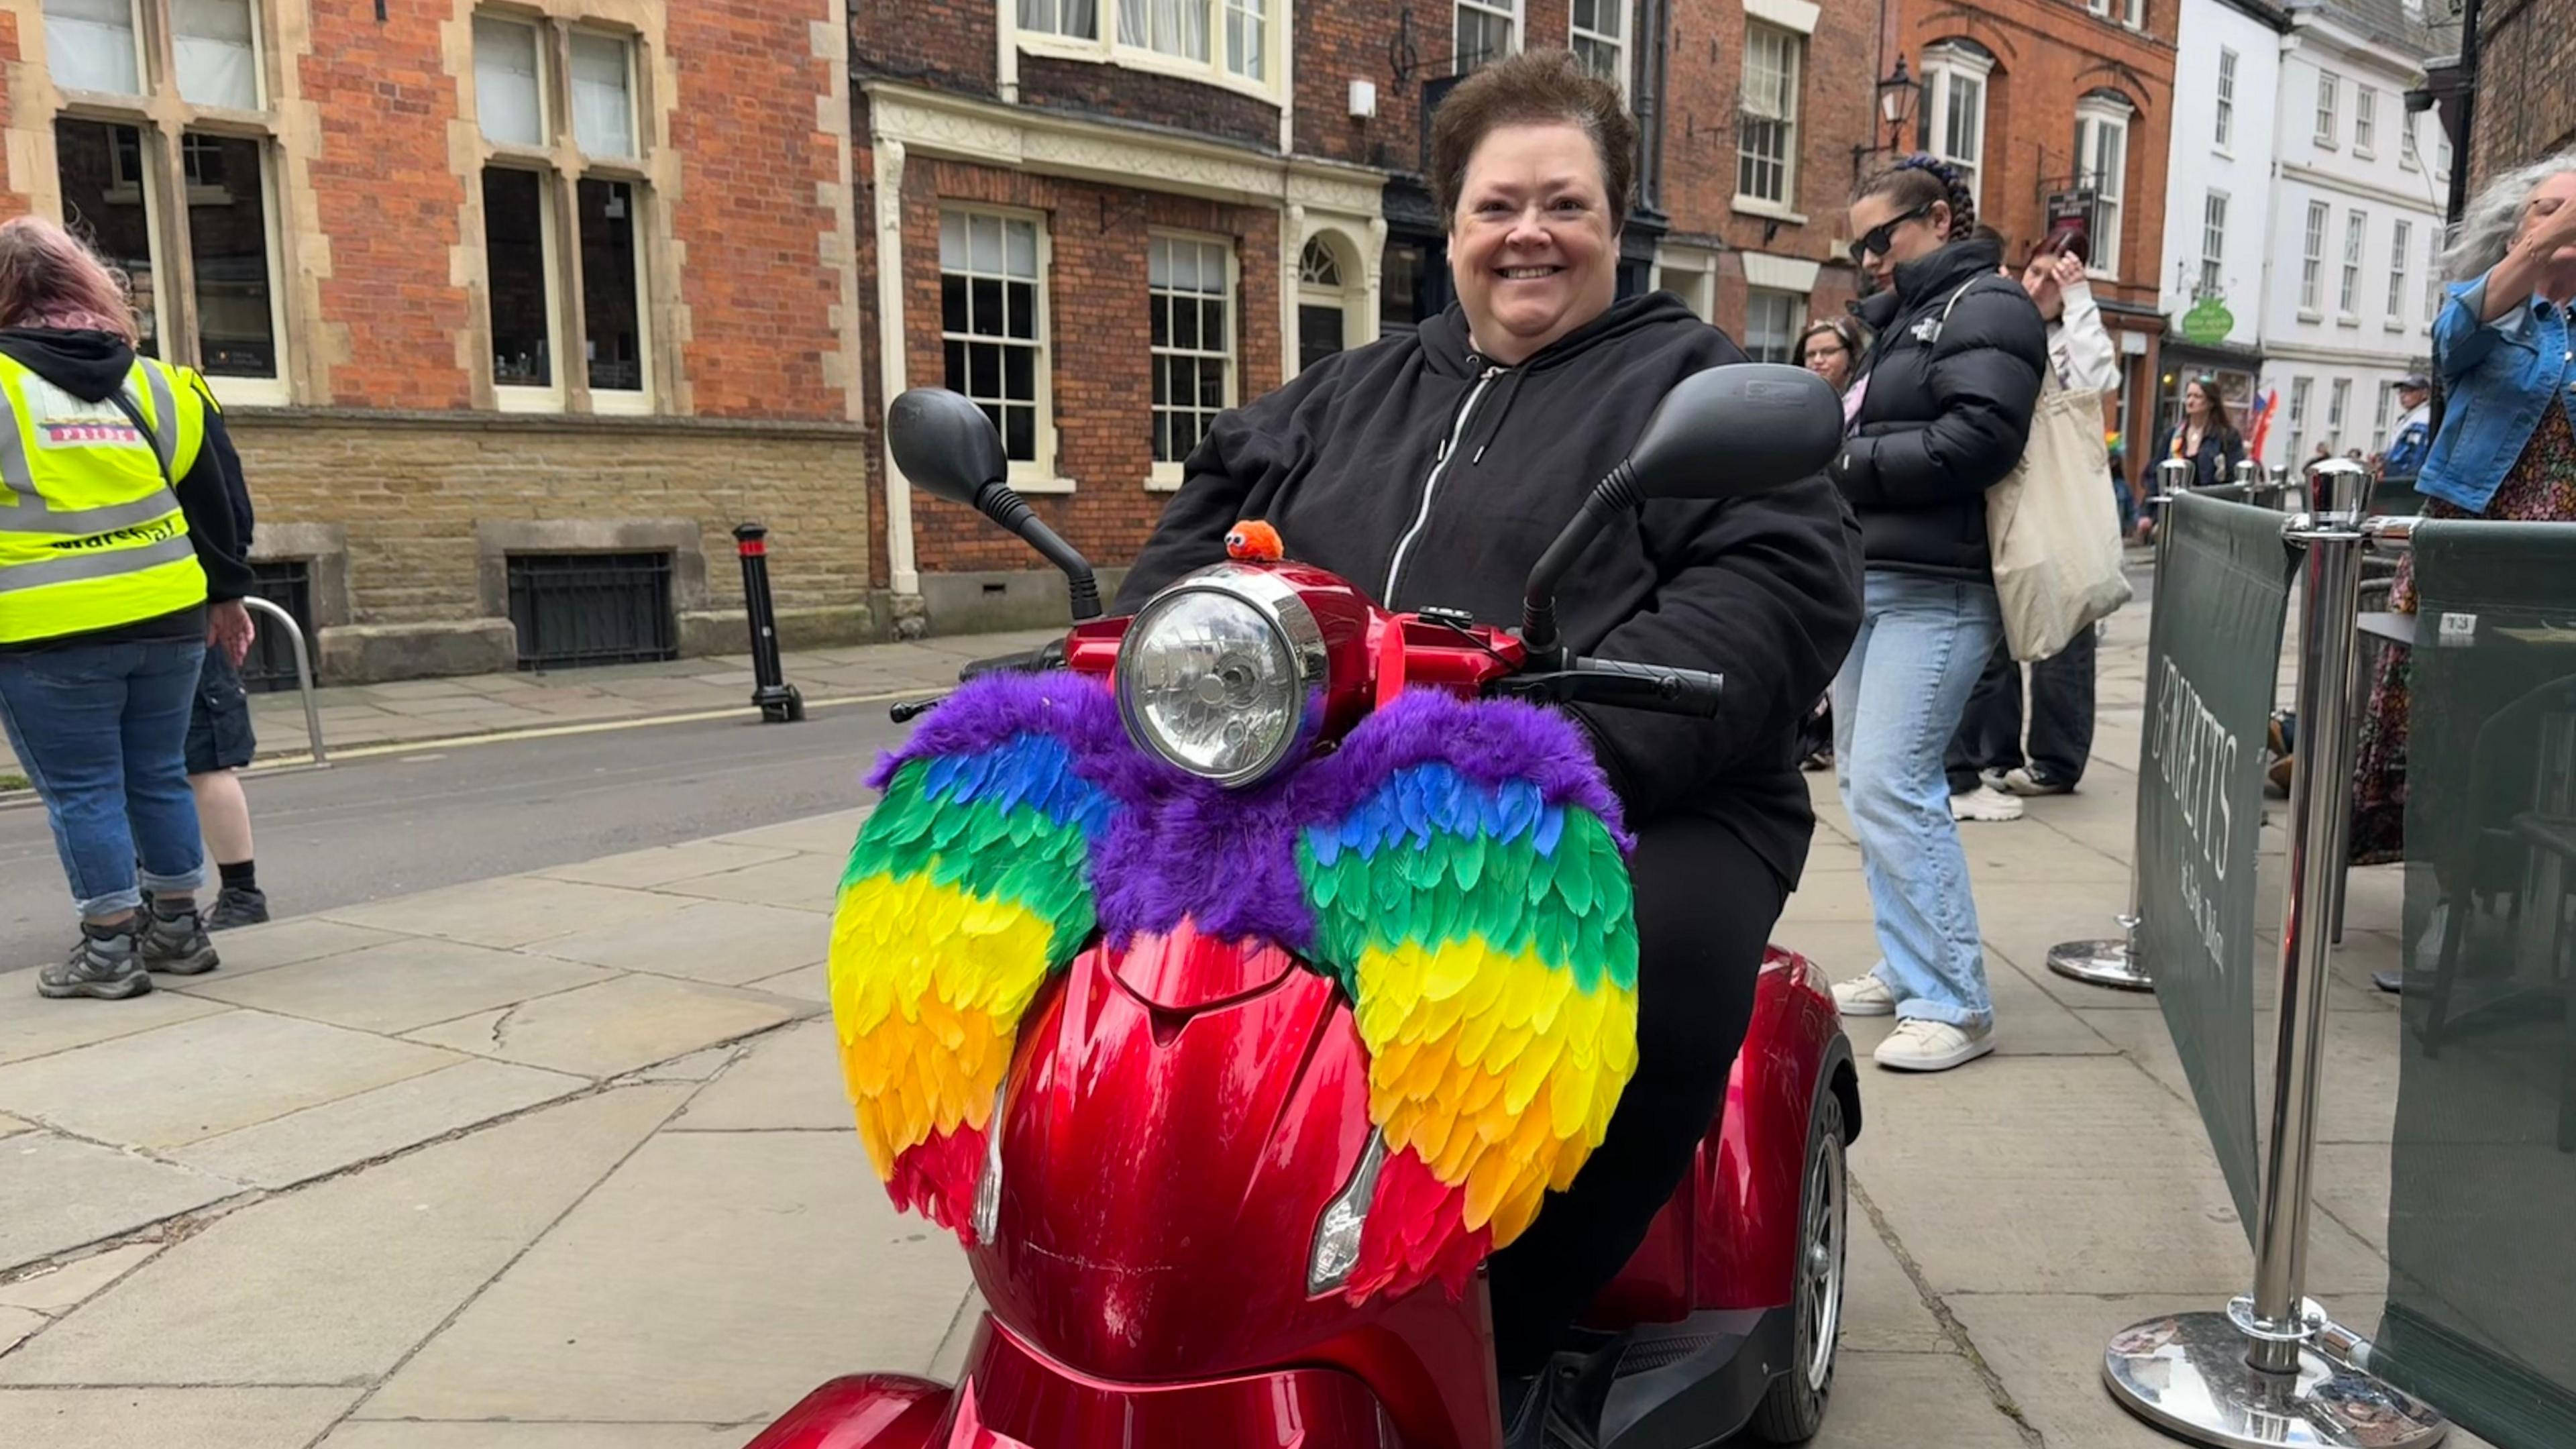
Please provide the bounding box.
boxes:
[0,354,209,645]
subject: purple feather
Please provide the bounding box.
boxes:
[867,676,1625,950]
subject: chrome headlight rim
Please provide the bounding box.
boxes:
[1114,564,1329,789]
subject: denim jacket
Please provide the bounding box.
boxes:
[2420,276,2576,514]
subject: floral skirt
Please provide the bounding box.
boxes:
[2349,397,2576,865]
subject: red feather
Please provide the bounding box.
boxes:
[889,1126,988,1244]
[1346,1144,1493,1302]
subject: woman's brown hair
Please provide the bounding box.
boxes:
[1430,49,1638,224]
[1851,154,1978,243]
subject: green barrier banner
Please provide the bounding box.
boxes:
[2377,520,2576,1449]
[2139,492,2297,1238]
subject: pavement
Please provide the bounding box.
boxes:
[0,596,2500,1449]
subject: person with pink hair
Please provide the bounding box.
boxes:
[0,216,256,1000]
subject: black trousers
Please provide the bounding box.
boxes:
[1486,813,1783,1375]
[1945,627,2098,791]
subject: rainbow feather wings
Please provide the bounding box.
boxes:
[827,674,1640,1300]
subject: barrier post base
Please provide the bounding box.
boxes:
[2047,938,2154,991]
[2104,1310,2447,1449]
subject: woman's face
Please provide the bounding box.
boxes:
[1450,122,1618,365]
[2184,383,2213,421]
[1801,329,1853,388]
[2516,170,2576,278]
[1847,191,1947,292]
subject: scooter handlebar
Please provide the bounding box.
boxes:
[1488,658,1725,717]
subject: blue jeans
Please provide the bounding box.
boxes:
[0,639,209,919]
[1831,572,2002,1028]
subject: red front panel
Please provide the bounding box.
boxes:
[975,938,1498,1448]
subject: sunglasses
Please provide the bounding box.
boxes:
[1849,203,1933,266]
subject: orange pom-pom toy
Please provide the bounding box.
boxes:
[1224,519,1285,561]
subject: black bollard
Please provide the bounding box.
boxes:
[732,522,805,723]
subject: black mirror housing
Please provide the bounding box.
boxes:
[1625,364,1843,502]
[888,388,1010,510]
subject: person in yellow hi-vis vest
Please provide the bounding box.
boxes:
[0,217,255,1000]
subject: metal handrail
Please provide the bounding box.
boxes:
[241,595,328,769]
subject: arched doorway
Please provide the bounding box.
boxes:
[1296,232,1367,374]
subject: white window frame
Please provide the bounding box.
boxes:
[2425,229,2442,333]
[2214,48,2238,153]
[1146,230,1236,488]
[1452,0,1519,73]
[2353,85,2377,156]
[1653,242,1718,321]
[45,1,290,406]
[2436,128,2452,180]
[2287,376,2312,460]
[2328,377,2350,444]
[484,165,564,413]
[567,25,641,162]
[1734,22,1804,219]
[44,0,148,99]
[2339,207,2365,322]
[2386,219,2411,329]
[2074,96,2131,281]
[2315,69,2339,148]
[2083,0,2141,23]
[474,13,549,150]
[1923,44,1991,216]
[2200,191,2227,299]
[2300,201,2327,317]
[1568,0,1626,96]
[2401,114,2422,171]
[2374,379,2394,440]
[1291,229,1372,384]
[576,175,652,415]
[1743,288,1801,365]
[1012,0,1291,105]
[940,205,1062,492]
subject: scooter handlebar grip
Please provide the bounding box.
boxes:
[1570,658,1726,717]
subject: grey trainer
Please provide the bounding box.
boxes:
[40,928,153,1000]
[140,906,220,976]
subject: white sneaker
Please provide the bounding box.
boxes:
[1874,1019,1997,1072]
[1831,975,1898,1017]
[1949,784,2025,822]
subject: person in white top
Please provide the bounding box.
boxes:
[1949,241,2121,820]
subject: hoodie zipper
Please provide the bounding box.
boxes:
[1383,363,1504,608]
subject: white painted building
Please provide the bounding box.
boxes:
[2156,0,2449,470]
[2255,0,2449,468]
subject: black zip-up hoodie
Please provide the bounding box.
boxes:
[0,328,255,652]
[1117,292,1864,890]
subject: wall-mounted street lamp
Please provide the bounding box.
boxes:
[1850,56,1922,182]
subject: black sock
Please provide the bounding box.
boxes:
[219,859,258,894]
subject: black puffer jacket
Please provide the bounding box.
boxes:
[1117,292,1863,890]
[1833,237,2047,579]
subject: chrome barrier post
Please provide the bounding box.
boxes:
[2046,454,2197,991]
[2101,474,2447,1449]
[239,595,327,769]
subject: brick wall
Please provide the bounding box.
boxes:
[850,0,1000,96]
[1018,56,1279,148]
[896,154,1283,574]
[1297,0,1424,170]
[228,416,872,625]
[0,10,25,225]
[2472,0,2576,191]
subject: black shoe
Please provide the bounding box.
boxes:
[140,906,221,975]
[206,886,269,931]
[39,926,152,1000]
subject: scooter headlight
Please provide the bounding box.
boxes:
[1116,566,1326,788]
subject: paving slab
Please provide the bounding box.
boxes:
[0,1387,361,1448]
[671,1019,852,1132]
[535,839,800,890]
[1840,1216,1949,1354]
[1848,1056,2387,1299]
[361,1130,971,1424]
[0,1112,30,1138]
[714,810,871,856]
[0,1134,233,1273]
[0,1010,462,1150]
[176,937,616,1035]
[319,1425,747,1449]
[203,918,412,979]
[0,1085,688,1388]
[745,961,830,1005]
[0,1242,163,1316]
[166,1058,590,1189]
[534,899,828,986]
[2078,1004,2404,1147]
[655,852,847,910]
[0,989,230,1067]
[1805,1348,2022,1447]
[0,1305,44,1355]
[323,875,694,949]
[402,974,806,1079]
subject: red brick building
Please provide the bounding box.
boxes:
[0,0,869,680]
[855,0,1894,630]
[1884,0,2178,484]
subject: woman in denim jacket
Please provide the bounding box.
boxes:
[2351,149,2576,864]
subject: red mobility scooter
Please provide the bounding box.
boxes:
[749,364,1861,1449]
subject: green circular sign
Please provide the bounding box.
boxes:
[2182,296,2235,345]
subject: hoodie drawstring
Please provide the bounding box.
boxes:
[1470,366,1533,465]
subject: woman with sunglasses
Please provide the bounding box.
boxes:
[1822,155,2048,1073]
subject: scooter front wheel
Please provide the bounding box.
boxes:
[1748,1086,1847,1444]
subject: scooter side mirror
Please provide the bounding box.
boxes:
[888,388,1010,510]
[1622,364,1844,502]
[886,387,1104,621]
